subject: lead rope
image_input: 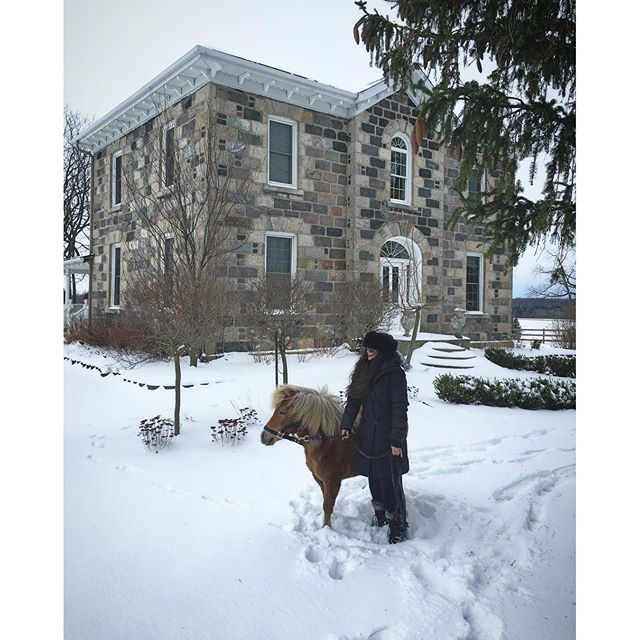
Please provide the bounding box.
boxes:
[352,442,391,460]
[389,454,407,525]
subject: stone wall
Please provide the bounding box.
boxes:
[89,82,512,346]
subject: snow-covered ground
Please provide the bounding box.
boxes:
[64,341,576,640]
[515,318,557,331]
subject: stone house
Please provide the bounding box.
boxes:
[77,45,512,350]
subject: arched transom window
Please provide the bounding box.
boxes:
[390,134,411,204]
[380,236,421,305]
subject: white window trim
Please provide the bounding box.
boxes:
[109,242,122,309]
[265,232,297,313]
[379,235,422,306]
[161,121,176,189]
[466,252,484,314]
[265,232,297,276]
[468,170,486,203]
[267,115,298,189]
[111,150,123,208]
[390,132,412,206]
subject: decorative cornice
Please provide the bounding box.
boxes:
[76,45,432,153]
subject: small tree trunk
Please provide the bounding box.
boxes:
[189,347,199,367]
[405,306,422,368]
[279,339,289,384]
[173,352,182,435]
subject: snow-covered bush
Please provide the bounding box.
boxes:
[137,416,175,453]
[210,407,258,446]
[434,374,576,410]
[484,348,575,378]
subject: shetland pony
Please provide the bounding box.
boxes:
[261,384,357,527]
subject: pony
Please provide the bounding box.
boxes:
[261,384,357,527]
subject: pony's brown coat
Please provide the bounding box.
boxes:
[262,384,358,526]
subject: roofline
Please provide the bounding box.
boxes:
[76,45,432,153]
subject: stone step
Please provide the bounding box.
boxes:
[427,341,469,353]
[421,359,476,369]
[427,353,477,361]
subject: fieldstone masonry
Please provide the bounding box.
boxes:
[89,81,512,347]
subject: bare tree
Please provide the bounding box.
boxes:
[118,94,256,434]
[528,245,576,300]
[64,105,93,300]
[123,96,256,366]
[330,279,396,351]
[245,275,314,384]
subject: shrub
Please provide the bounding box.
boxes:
[67,315,156,355]
[434,374,576,410]
[484,348,576,377]
[211,407,258,446]
[552,317,576,349]
[138,416,175,453]
[512,317,522,341]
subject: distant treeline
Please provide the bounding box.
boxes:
[513,297,574,319]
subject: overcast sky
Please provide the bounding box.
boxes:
[64,0,549,297]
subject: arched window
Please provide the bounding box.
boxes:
[379,236,421,305]
[390,134,411,205]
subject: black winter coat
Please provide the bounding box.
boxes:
[340,353,410,478]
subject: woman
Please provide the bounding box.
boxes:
[340,331,409,543]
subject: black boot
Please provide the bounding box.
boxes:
[388,515,408,544]
[371,501,388,527]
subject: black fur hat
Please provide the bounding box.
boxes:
[362,331,398,355]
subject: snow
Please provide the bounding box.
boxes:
[64,342,575,640]
[515,318,557,331]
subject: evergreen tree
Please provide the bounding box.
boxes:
[354,0,575,264]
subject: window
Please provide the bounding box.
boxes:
[110,243,122,308]
[466,253,484,312]
[162,121,175,188]
[379,236,421,305]
[390,134,411,204]
[161,234,174,288]
[468,172,483,203]
[268,116,297,188]
[265,233,296,308]
[111,150,122,208]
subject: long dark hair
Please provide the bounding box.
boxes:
[346,350,387,401]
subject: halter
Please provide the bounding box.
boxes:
[262,424,340,447]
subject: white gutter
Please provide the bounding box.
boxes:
[76,45,433,154]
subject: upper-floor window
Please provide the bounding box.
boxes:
[111,150,122,208]
[162,121,175,188]
[390,134,411,205]
[265,232,296,309]
[468,172,483,203]
[466,253,484,312]
[110,243,122,308]
[268,116,297,188]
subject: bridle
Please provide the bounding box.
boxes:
[262,421,340,447]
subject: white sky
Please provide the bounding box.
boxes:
[63,0,549,296]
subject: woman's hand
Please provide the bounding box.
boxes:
[391,445,403,457]
[341,429,350,440]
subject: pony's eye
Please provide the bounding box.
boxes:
[278,410,288,415]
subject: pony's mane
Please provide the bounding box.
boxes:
[272,384,343,437]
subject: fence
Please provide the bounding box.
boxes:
[516,328,563,344]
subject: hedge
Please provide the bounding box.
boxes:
[484,348,576,378]
[434,373,576,410]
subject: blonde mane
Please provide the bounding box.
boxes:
[271,384,343,437]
